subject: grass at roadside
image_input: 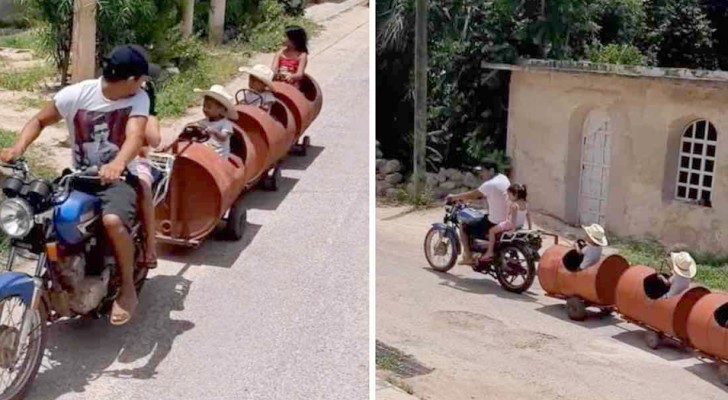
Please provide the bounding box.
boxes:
[0,30,40,51]
[611,236,728,291]
[0,63,54,92]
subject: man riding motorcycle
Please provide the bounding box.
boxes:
[445,161,511,265]
[0,44,160,326]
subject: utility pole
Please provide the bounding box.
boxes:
[413,0,428,197]
[181,0,195,38]
[71,0,96,83]
[209,0,227,45]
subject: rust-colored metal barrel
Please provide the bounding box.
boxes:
[615,265,710,341]
[270,74,322,138]
[155,142,246,243]
[687,293,728,360]
[235,105,293,169]
[538,245,630,305]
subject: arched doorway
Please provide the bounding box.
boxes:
[578,109,612,226]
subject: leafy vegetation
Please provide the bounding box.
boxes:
[0,30,41,51]
[612,236,728,291]
[377,0,728,173]
[0,63,53,91]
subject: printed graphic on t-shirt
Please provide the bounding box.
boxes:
[73,108,131,167]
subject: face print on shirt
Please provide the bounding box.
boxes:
[73,108,131,167]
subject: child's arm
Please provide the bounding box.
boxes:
[526,210,532,230]
[509,203,517,231]
[144,115,161,149]
[290,53,309,81]
[270,50,282,75]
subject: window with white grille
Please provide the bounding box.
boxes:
[675,120,717,207]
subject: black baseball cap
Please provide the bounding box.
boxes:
[101,44,161,81]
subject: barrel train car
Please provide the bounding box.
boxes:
[153,75,323,247]
[539,245,728,385]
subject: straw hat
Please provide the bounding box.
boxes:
[238,64,275,87]
[193,85,238,120]
[670,251,697,279]
[581,223,608,247]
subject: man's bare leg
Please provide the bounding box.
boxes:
[104,214,138,325]
[458,225,474,265]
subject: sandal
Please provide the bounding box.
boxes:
[139,259,158,269]
[458,259,475,266]
[110,295,138,326]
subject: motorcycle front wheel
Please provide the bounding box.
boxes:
[0,296,47,400]
[496,245,536,294]
[424,227,457,273]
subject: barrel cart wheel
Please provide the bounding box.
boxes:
[292,136,310,156]
[644,330,662,350]
[566,297,587,321]
[261,166,282,191]
[718,363,728,386]
[222,198,247,241]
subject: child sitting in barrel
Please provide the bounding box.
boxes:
[193,85,238,158]
[659,251,696,299]
[573,224,608,270]
[271,25,309,89]
[238,64,277,110]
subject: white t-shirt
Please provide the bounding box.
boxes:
[244,90,276,107]
[580,245,602,269]
[53,78,150,170]
[477,174,511,224]
[201,118,233,158]
[663,275,691,299]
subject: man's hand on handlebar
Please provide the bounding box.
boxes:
[99,160,125,185]
[0,147,22,164]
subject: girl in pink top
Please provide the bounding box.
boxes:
[271,26,309,88]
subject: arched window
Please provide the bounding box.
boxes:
[675,120,717,207]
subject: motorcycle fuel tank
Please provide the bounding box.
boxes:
[53,190,101,246]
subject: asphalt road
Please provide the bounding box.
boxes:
[26,6,369,400]
[377,206,728,400]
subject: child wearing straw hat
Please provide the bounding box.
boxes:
[239,64,277,110]
[661,251,696,299]
[574,224,608,270]
[193,85,238,158]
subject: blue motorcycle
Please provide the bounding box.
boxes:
[0,157,172,399]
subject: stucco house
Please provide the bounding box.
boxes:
[487,59,728,253]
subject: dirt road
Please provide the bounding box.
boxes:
[377,205,727,400]
[23,4,369,399]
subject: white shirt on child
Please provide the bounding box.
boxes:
[244,90,276,108]
[201,118,233,158]
[663,274,691,299]
[579,245,602,270]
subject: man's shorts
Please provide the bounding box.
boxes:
[73,178,138,229]
[463,215,495,240]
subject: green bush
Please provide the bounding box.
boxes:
[587,43,647,65]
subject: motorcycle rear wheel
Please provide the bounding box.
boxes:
[496,245,536,294]
[0,297,47,400]
[424,227,457,273]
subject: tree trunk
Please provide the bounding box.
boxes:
[209,0,226,45]
[181,0,195,38]
[413,0,428,197]
[71,0,96,83]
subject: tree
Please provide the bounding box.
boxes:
[181,0,195,38]
[209,0,226,44]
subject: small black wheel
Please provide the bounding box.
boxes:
[718,364,728,386]
[644,330,661,349]
[222,200,247,240]
[302,136,311,155]
[566,297,587,321]
[262,167,281,191]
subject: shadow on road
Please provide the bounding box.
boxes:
[159,222,263,269]
[610,330,694,361]
[28,274,194,400]
[535,304,621,329]
[424,268,539,303]
[283,144,324,171]
[685,363,728,393]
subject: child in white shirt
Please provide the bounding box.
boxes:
[239,64,277,111]
[194,85,238,158]
[575,224,608,270]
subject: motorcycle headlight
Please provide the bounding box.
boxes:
[0,198,34,238]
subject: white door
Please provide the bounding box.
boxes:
[579,109,611,226]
